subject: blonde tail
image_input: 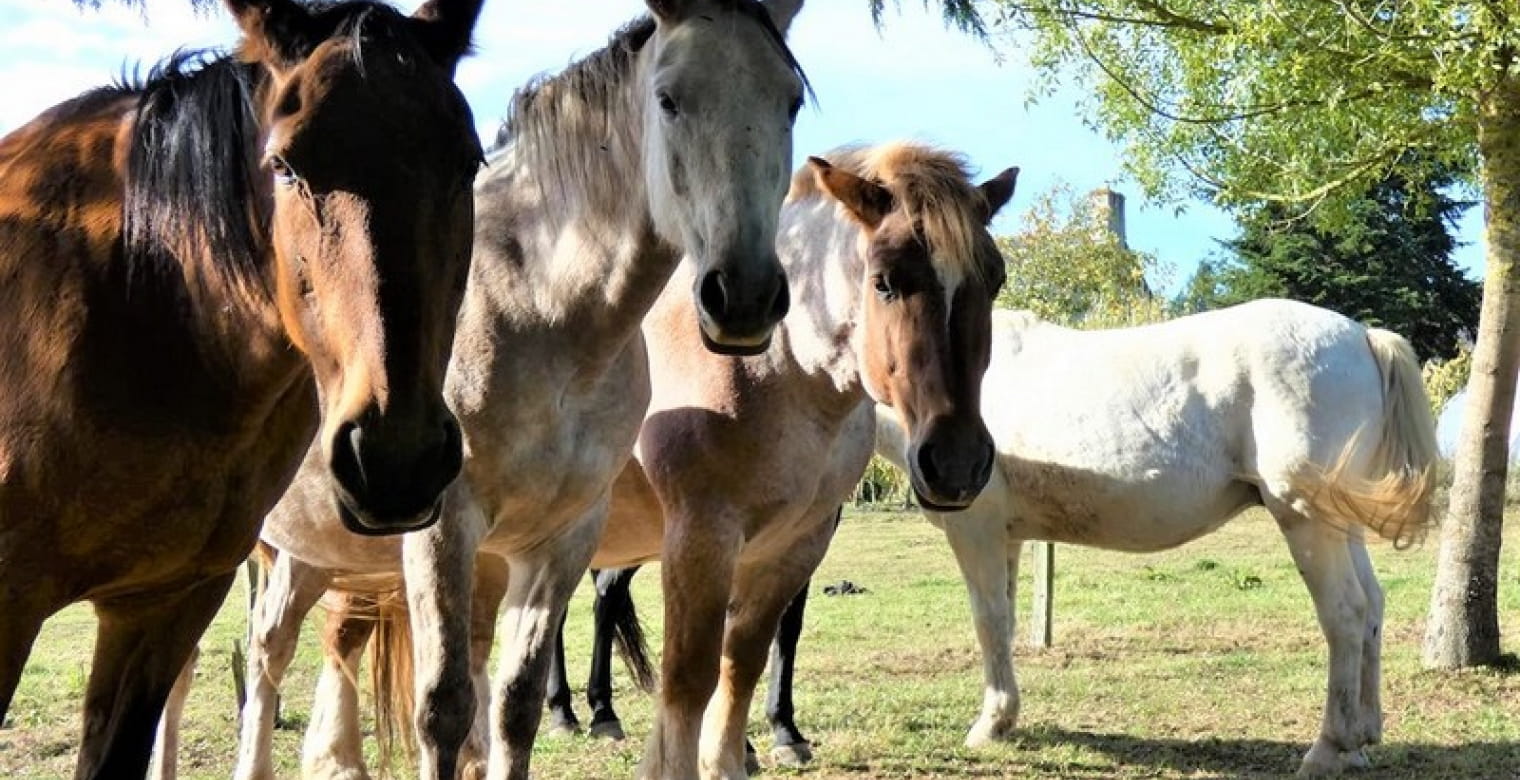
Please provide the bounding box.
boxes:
[369,589,415,776]
[318,575,415,778]
[1298,328,1440,547]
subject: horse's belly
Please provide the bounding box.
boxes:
[1007,462,1257,552]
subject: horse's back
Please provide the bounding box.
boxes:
[985,299,1385,548]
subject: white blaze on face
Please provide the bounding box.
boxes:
[938,253,965,338]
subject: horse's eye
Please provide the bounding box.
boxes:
[872,273,897,302]
[266,155,297,184]
[788,95,803,121]
[656,90,679,117]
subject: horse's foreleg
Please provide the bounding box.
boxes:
[639,513,741,780]
[301,590,377,780]
[0,588,55,725]
[1273,508,1370,777]
[148,645,197,780]
[403,482,486,780]
[701,519,834,780]
[941,510,1020,748]
[235,552,331,780]
[462,554,510,779]
[486,513,600,780]
[588,565,641,739]
[77,572,235,780]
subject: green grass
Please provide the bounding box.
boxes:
[2,507,1517,778]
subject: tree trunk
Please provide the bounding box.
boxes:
[1423,80,1520,669]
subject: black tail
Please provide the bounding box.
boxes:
[596,568,657,692]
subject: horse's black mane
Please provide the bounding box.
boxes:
[119,0,418,290]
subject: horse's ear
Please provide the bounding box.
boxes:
[809,156,894,230]
[976,167,1019,224]
[761,0,805,35]
[646,0,692,23]
[224,0,308,69]
[411,0,486,74]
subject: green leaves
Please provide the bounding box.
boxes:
[995,183,1169,327]
[964,0,1494,224]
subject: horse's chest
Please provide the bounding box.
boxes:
[464,361,652,549]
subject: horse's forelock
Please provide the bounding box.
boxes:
[794,142,994,285]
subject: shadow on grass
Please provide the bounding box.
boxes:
[1007,725,1520,779]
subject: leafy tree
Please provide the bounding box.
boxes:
[904,0,1517,670]
[997,183,1167,327]
[1185,172,1480,362]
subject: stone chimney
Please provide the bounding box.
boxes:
[1090,187,1127,247]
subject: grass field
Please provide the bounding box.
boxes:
[2,506,1517,779]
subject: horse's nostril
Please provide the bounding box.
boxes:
[915,442,941,486]
[329,420,366,495]
[699,270,728,318]
[769,275,790,321]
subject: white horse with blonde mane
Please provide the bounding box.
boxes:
[876,299,1439,777]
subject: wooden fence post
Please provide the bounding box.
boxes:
[1028,541,1054,648]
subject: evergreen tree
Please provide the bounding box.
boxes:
[1186,174,1479,362]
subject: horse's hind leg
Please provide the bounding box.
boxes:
[1270,502,1371,777]
[148,645,197,780]
[764,575,813,767]
[544,608,580,736]
[301,591,377,780]
[1348,540,1384,747]
[588,566,641,740]
[941,509,1021,747]
[235,552,332,780]
[76,572,235,780]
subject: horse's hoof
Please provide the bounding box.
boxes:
[1343,749,1371,770]
[964,719,1015,748]
[1295,739,1347,777]
[546,721,582,738]
[589,719,626,741]
[772,741,813,766]
[744,750,761,775]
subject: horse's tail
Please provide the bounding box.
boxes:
[319,574,415,776]
[370,585,415,775]
[598,569,657,692]
[1298,327,1440,548]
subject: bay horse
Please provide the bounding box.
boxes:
[228,3,811,778]
[0,0,483,777]
[874,300,1439,777]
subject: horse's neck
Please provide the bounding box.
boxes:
[467,72,678,376]
[774,197,868,404]
[4,96,301,407]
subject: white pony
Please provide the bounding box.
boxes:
[876,299,1438,778]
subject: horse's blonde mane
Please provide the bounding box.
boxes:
[790,141,992,282]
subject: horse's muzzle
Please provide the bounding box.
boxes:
[335,491,444,536]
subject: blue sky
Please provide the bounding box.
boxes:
[0,0,1487,292]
